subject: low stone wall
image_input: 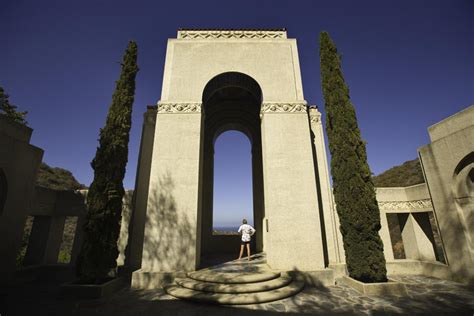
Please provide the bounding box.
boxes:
[386,260,453,281]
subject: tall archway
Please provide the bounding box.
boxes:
[199,72,265,264]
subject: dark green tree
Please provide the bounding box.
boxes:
[0,87,28,125]
[76,41,138,283]
[319,32,387,283]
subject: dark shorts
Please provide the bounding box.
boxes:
[241,241,250,245]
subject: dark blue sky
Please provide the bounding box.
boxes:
[214,131,253,227]
[2,0,472,226]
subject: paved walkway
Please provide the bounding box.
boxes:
[1,257,473,315]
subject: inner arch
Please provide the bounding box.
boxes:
[213,130,253,230]
[199,72,265,266]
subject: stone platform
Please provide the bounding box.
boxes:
[165,253,304,304]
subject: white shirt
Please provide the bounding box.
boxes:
[238,224,256,242]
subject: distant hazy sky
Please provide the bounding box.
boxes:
[1,0,472,226]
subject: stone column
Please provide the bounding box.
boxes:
[399,213,436,261]
[0,213,28,280]
[24,215,65,265]
[43,216,66,264]
[200,140,214,256]
[70,214,85,266]
[138,102,203,273]
[260,102,325,270]
[379,211,395,261]
[252,145,265,253]
[308,106,341,265]
[126,106,157,271]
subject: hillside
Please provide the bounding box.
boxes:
[372,158,425,187]
[36,162,86,191]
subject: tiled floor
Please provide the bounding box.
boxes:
[1,256,473,316]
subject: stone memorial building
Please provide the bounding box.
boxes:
[0,29,472,290]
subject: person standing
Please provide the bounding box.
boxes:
[237,219,256,261]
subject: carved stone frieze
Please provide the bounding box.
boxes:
[157,103,202,114]
[261,102,307,113]
[310,114,321,124]
[378,199,433,211]
[308,106,322,124]
[178,30,287,40]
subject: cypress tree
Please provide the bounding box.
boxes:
[0,87,28,125]
[319,32,387,283]
[76,41,138,283]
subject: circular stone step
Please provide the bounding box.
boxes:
[176,276,292,293]
[165,281,305,305]
[187,271,280,284]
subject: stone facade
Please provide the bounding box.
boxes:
[0,116,43,285]
[130,29,330,288]
[0,115,133,285]
[418,105,474,284]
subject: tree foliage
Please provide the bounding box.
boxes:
[76,42,138,283]
[319,32,387,282]
[0,86,28,126]
[36,162,86,191]
[373,158,425,187]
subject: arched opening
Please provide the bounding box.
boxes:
[199,72,264,267]
[0,168,7,215]
[453,151,474,247]
[212,131,253,232]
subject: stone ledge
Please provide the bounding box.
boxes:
[59,277,126,299]
[131,270,186,289]
[286,269,335,287]
[386,260,453,281]
[328,263,348,279]
[337,276,407,296]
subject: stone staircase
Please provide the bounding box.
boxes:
[165,254,304,305]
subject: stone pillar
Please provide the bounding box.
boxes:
[70,215,85,266]
[199,141,214,256]
[0,212,28,281]
[399,213,436,261]
[126,107,157,271]
[117,191,133,267]
[0,115,43,285]
[138,102,202,273]
[333,207,346,263]
[260,102,325,270]
[379,211,395,261]
[24,215,65,265]
[23,216,50,265]
[308,106,340,265]
[252,145,265,253]
[43,216,66,264]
